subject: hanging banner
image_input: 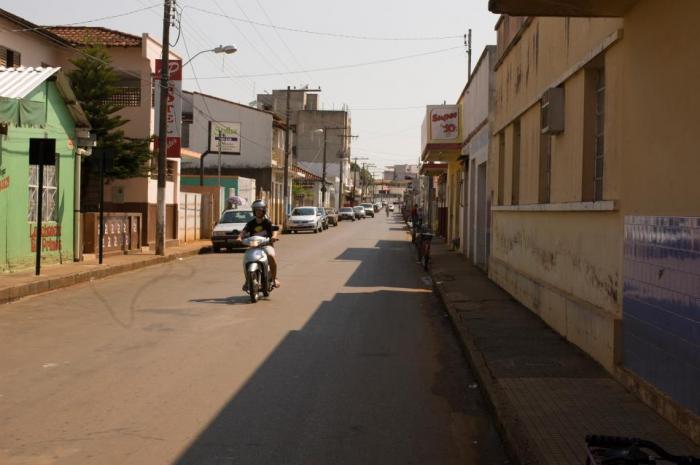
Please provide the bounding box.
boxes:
[154,59,182,158]
[430,106,459,141]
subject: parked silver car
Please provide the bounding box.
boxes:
[353,206,366,219]
[339,207,356,221]
[287,207,324,233]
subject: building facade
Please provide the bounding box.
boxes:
[488,0,700,440]
[0,67,91,272]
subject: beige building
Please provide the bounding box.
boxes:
[488,0,700,441]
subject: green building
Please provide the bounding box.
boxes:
[0,67,91,272]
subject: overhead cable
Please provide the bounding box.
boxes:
[8,5,161,32]
[186,5,463,42]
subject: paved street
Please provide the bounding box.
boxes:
[0,213,507,465]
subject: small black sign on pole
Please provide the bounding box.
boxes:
[29,138,57,276]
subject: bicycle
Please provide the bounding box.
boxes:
[585,435,700,464]
[415,226,434,271]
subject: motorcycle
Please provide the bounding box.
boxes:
[241,231,277,303]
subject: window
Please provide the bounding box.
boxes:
[512,120,521,205]
[28,165,57,222]
[497,132,505,205]
[0,46,22,67]
[181,112,193,147]
[103,77,141,107]
[593,68,605,201]
[539,134,552,203]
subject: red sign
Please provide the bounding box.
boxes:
[0,176,9,192]
[30,224,61,252]
[154,59,183,158]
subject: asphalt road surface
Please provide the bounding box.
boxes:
[0,211,507,465]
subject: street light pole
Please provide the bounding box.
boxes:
[321,129,327,206]
[155,0,171,256]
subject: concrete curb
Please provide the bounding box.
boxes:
[1,247,209,306]
[431,277,543,465]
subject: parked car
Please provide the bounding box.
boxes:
[360,203,375,218]
[211,209,254,252]
[388,204,395,212]
[373,203,381,212]
[339,207,356,221]
[353,206,366,219]
[287,207,324,233]
[317,207,329,230]
[325,208,339,226]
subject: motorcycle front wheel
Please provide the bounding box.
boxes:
[248,270,260,303]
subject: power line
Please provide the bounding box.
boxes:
[183,45,463,79]
[253,0,315,85]
[186,5,463,42]
[8,4,161,32]
[230,0,295,75]
[207,0,286,76]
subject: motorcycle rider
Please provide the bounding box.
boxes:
[241,200,280,288]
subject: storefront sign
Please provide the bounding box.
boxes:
[30,224,61,252]
[154,59,183,158]
[430,106,459,141]
[208,121,241,154]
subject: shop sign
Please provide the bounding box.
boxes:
[430,106,459,141]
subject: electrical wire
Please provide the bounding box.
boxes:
[207,0,287,76]
[184,45,463,79]
[253,0,315,85]
[229,0,295,75]
[7,4,162,32]
[186,5,463,42]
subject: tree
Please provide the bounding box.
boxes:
[68,45,152,179]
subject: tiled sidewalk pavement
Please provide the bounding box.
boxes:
[0,241,210,305]
[427,241,699,465]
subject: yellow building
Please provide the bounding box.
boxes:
[488,0,700,441]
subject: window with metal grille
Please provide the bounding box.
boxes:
[104,86,141,107]
[28,165,57,222]
[593,67,605,201]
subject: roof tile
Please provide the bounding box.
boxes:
[45,26,141,47]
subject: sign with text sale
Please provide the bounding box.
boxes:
[154,59,182,158]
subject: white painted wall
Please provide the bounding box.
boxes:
[182,92,273,170]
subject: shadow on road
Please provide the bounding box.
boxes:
[171,288,504,465]
[335,240,417,289]
[190,295,252,305]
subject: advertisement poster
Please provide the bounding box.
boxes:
[209,121,241,154]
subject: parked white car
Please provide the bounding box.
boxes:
[211,209,254,252]
[287,207,324,233]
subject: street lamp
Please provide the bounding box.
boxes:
[183,44,237,67]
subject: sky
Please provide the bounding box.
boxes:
[4,0,498,174]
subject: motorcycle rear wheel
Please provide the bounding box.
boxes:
[248,270,260,303]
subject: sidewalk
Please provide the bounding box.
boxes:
[427,241,699,465]
[0,241,211,305]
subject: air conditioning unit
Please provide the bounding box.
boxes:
[541,87,565,135]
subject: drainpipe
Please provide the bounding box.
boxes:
[73,151,83,261]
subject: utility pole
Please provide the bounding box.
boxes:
[336,131,358,210]
[283,86,291,219]
[321,129,327,206]
[465,28,473,77]
[282,87,321,219]
[155,0,171,256]
[351,157,368,205]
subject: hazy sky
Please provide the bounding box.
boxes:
[4,0,498,173]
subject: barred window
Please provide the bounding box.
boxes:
[0,45,21,67]
[105,86,141,107]
[28,165,57,222]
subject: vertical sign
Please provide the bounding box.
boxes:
[154,59,183,158]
